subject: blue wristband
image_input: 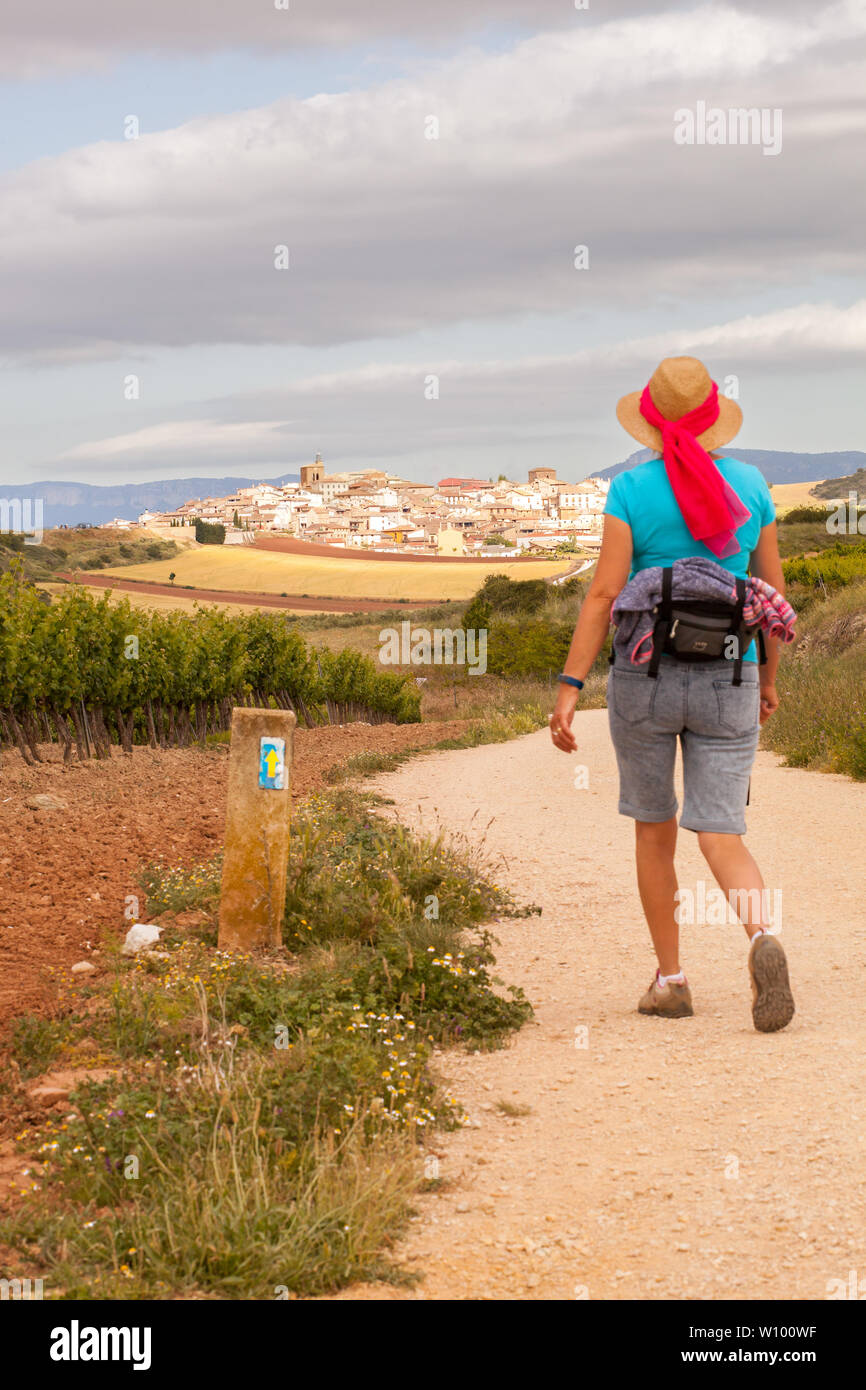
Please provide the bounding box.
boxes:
[558,673,584,690]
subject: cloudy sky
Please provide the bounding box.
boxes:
[1,0,864,487]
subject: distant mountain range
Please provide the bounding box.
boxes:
[597,449,866,486]
[0,472,300,530]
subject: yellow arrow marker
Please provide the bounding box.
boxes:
[264,749,279,778]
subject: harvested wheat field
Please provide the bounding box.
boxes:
[769,480,825,511]
[96,544,570,601]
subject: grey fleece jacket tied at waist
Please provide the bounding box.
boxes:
[611,557,757,667]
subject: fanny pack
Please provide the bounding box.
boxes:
[646,567,766,687]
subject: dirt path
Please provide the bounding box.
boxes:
[338,711,866,1300]
[55,572,433,613]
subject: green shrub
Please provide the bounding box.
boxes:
[475,573,549,616]
[485,619,572,678]
[777,505,834,525]
[782,541,866,591]
[194,520,226,546]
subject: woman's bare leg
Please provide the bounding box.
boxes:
[696,832,771,938]
[635,817,680,975]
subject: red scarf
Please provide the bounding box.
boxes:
[639,381,750,558]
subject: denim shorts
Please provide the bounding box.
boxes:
[607,654,761,835]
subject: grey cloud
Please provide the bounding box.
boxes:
[0,8,863,364]
[48,299,866,476]
[0,0,706,76]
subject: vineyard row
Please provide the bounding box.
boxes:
[0,567,420,763]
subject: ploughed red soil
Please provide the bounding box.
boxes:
[56,571,433,612]
[0,720,465,1029]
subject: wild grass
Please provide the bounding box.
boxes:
[0,789,533,1299]
[1,1058,419,1300]
[763,579,866,779]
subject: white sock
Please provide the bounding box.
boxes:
[658,969,685,987]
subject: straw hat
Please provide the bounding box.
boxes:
[616,355,742,454]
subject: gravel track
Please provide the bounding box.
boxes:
[336,711,866,1300]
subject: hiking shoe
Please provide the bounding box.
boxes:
[749,933,795,1033]
[638,973,694,1018]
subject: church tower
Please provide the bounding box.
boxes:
[300,452,324,488]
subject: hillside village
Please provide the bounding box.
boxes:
[133,457,610,557]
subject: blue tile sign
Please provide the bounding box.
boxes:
[258,737,286,790]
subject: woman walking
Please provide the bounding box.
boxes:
[550,356,795,1032]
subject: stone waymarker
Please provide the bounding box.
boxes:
[218,707,296,952]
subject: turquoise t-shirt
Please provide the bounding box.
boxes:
[603,455,776,662]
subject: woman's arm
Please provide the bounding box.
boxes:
[749,519,785,723]
[550,515,633,752]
